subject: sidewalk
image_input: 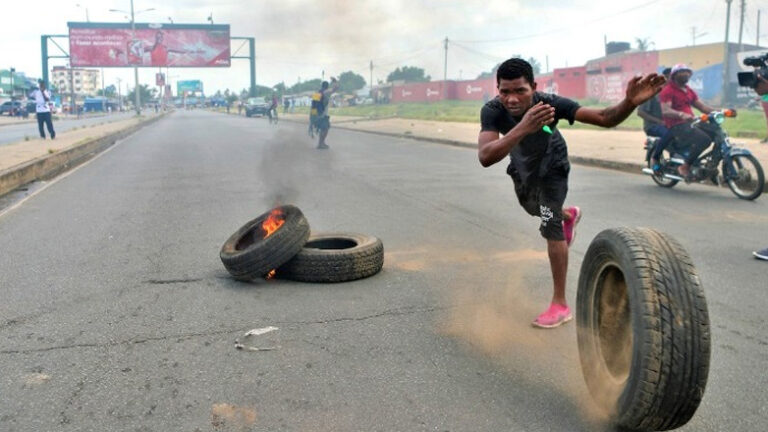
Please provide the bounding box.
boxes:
[281,113,768,173]
[0,113,164,197]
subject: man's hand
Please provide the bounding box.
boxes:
[517,102,555,135]
[756,75,768,96]
[625,73,667,106]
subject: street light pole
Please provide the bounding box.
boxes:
[131,0,141,115]
[9,68,14,101]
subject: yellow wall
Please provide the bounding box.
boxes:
[658,42,763,69]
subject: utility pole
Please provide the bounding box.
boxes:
[131,0,141,115]
[101,68,105,112]
[758,9,762,46]
[691,26,708,46]
[738,0,746,51]
[69,64,76,118]
[724,0,733,104]
[116,77,122,111]
[546,55,549,73]
[369,60,373,88]
[443,37,448,83]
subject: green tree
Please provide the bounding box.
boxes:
[126,84,157,106]
[477,63,501,79]
[288,78,323,94]
[527,57,541,75]
[635,37,652,51]
[386,66,430,83]
[97,84,117,98]
[337,71,366,93]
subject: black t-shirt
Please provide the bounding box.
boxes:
[638,95,662,133]
[480,92,580,184]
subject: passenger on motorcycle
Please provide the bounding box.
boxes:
[638,67,672,173]
[659,64,720,177]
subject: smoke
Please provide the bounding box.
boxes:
[256,124,335,208]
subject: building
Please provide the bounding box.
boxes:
[52,66,101,96]
[386,42,766,105]
[0,69,36,101]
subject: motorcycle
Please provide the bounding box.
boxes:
[642,109,765,200]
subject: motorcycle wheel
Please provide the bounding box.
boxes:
[648,157,678,188]
[726,154,765,200]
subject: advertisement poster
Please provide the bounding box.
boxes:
[69,22,230,67]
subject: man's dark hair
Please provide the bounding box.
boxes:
[321,81,329,90]
[497,58,534,85]
[662,67,672,76]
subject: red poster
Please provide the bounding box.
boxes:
[69,22,230,67]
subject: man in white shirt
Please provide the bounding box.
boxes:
[30,80,56,139]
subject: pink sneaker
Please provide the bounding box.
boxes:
[563,206,582,246]
[532,303,573,328]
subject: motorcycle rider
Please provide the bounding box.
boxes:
[638,67,672,172]
[659,64,719,177]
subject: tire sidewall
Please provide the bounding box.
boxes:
[577,230,649,423]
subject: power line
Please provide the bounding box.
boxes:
[453,0,664,44]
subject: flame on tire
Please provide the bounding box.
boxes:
[262,208,285,238]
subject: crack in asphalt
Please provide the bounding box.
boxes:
[0,304,454,355]
[275,304,451,325]
[144,278,204,285]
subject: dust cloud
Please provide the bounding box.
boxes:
[434,247,619,428]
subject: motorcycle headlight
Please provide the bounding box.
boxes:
[713,112,725,124]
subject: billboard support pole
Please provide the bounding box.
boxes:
[232,36,256,97]
[41,36,49,89]
[131,0,141,116]
[249,37,256,97]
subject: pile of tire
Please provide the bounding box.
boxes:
[576,227,710,431]
[220,205,384,283]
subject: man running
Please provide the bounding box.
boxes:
[477,58,665,328]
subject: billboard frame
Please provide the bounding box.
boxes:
[67,21,231,69]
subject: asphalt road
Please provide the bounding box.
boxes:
[0,112,135,146]
[0,110,766,431]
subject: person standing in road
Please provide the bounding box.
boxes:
[30,80,55,140]
[316,77,339,149]
[477,58,665,328]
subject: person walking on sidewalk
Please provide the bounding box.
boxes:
[477,58,665,328]
[30,80,55,140]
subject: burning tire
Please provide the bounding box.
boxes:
[576,228,710,431]
[220,205,310,281]
[278,232,384,283]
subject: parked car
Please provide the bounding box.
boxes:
[0,100,36,116]
[245,97,269,117]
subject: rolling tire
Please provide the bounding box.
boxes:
[278,232,384,283]
[576,227,710,431]
[220,205,310,281]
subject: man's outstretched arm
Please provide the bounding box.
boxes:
[574,74,666,128]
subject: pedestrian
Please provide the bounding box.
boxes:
[30,80,56,140]
[754,247,768,261]
[238,101,243,115]
[477,58,664,328]
[315,78,340,149]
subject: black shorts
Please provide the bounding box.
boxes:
[508,164,569,241]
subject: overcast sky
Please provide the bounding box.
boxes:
[5,0,768,95]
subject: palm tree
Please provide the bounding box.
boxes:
[635,37,653,52]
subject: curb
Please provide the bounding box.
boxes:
[0,113,168,198]
[281,117,646,175]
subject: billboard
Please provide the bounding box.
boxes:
[177,80,203,95]
[69,22,230,67]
